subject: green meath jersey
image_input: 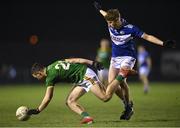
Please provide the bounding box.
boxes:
[45,60,87,86]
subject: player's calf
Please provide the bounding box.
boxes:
[104,80,120,102]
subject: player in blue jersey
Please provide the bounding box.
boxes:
[93,1,176,120]
[137,45,152,94]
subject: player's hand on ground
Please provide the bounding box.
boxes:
[92,61,104,71]
[163,40,176,48]
[93,1,102,11]
[27,108,40,115]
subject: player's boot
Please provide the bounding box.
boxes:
[120,101,134,120]
[80,116,94,124]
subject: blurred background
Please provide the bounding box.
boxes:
[0,0,180,84]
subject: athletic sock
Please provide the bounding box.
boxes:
[115,75,124,83]
[122,99,128,108]
[81,112,90,118]
[144,85,149,93]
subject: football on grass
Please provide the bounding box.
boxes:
[16,106,30,121]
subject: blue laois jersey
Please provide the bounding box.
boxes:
[138,51,149,67]
[108,19,144,58]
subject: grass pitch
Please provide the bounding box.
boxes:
[0,82,180,127]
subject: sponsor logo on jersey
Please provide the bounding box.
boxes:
[110,33,133,45]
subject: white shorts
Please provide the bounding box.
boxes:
[139,66,150,76]
[98,68,109,80]
[78,68,100,92]
[110,56,136,69]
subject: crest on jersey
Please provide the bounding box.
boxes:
[120,31,125,35]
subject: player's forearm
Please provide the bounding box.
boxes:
[38,97,52,112]
[78,58,93,65]
[143,34,163,46]
[37,86,54,112]
[100,10,107,17]
[65,58,93,65]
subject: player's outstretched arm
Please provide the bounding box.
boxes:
[100,10,107,17]
[65,58,93,65]
[65,58,104,70]
[142,33,164,46]
[28,86,54,115]
[142,33,176,48]
[93,1,107,17]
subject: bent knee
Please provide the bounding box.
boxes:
[66,98,75,106]
[103,94,112,102]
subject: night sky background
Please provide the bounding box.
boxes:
[0,0,179,81]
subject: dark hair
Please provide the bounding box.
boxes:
[31,63,44,74]
[104,9,120,21]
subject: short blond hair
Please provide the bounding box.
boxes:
[104,9,120,21]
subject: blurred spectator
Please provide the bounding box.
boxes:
[96,38,111,85]
[0,64,17,83]
[8,65,17,79]
[137,45,152,94]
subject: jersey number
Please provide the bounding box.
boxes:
[55,61,70,70]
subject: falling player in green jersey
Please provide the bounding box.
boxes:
[27,58,141,124]
[27,58,107,124]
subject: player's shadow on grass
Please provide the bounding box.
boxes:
[134,119,179,122]
[99,119,179,123]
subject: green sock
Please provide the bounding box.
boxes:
[81,112,90,118]
[115,75,124,82]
